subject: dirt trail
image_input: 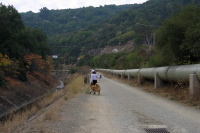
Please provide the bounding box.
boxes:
[21,74,200,133]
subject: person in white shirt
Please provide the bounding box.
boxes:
[90,70,98,94]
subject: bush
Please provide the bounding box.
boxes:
[69,67,78,74]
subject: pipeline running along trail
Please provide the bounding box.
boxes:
[22,74,200,133]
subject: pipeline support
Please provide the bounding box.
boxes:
[189,74,200,100]
[128,72,131,81]
[121,72,124,79]
[138,74,145,85]
[155,72,164,89]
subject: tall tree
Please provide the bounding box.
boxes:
[0,3,24,60]
[155,5,200,65]
[39,7,50,19]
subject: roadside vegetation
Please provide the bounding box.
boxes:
[0,90,63,132]
[0,5,61,131]
[0,72,89,133]
[0,3,55,87]
[64,73,89,98]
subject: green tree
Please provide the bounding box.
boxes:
[179,5,200,63]
[155,5,200,65]
[0,3,51,81]
[39,7,50,19]
[0,3,24,60]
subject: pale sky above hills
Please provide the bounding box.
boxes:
[1,0,148,13]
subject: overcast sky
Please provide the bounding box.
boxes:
[1,0,148,13]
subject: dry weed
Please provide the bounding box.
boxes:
[37,89,66,109]
[65,74,89,98]
[23,119,54,133]
[0,87,66,132]
[24,74,89,133]
[42,100,64,121]
[0,113,26,132]
[0,73,93,132]
[0,105,43,132]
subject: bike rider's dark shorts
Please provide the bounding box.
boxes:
[91,80,97,85]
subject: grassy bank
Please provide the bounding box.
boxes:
[0,73,89,133]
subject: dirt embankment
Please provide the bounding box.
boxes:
[0,71,60,118]
[88,40,135,56]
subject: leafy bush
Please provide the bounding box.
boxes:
[24,53,54,73]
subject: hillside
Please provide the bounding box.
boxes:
[21,5,134,36]
[0,71,59,118]
[87,40,135,56]
[21,0,200,66]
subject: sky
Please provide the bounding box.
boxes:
[1,0,148,13]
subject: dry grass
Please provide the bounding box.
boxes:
[42,100,63,121]
[0,104,42,133]
[0,83,64,133]
[24,74,90,133]
[0,73,89,133]
[65,74,89,98]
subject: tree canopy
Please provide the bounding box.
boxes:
[19,0,200,69]
[155,5,200,66]
[0,3,52,83]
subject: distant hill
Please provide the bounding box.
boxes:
[21,0,200,64]
[21,5,134,36]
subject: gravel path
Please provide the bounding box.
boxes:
[27,74,200,133]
